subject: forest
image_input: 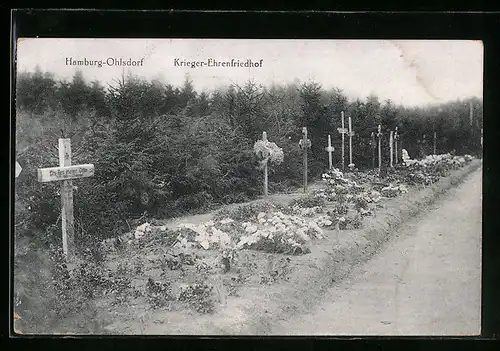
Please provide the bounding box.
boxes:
[14,67,483,252]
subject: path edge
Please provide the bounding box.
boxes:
[226,159,482,335]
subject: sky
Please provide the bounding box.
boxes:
[16,39,483,107]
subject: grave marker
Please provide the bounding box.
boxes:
[433,131,437,155]
[370,132,376,169]
[377,124,382,171]
[262,131,269,197]
[325,134,334,170]
[470,101,473,126]
[15,161,22,178]
[348,115,355,168]
[394,127,399,165]
[37,139,95,260]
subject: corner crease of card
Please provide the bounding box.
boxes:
[15,161,22,178]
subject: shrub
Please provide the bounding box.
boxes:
[146,277,175,309]
[338,213,363,230]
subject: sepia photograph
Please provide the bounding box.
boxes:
[13,38,483,335]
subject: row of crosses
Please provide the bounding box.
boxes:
[374,124,401,169]
[34,127,403,258]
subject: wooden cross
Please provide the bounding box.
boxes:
[299,127,311,193]
[15,161,22,178]
[370,132,376,169]
[325,134,335,170]
[348,115,355,168]
[37,139,95,260]
[469,101,473,126]
[389,130,394,167]
[262,131,269,197]
[377,124,382,171]
[337,111,348,171]
[433,131,437,155]
[394,127,399,165]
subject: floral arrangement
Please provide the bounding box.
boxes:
[235,211,324,253]
[176,220,232,250]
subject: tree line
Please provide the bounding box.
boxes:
[14,67,483,248]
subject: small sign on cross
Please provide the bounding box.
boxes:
[37,139,95,260]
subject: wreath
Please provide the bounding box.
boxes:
[253,139,284,169]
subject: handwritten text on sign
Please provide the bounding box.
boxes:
[38,164,95,183]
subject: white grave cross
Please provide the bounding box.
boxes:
[37,139,95,260]
[394,127,399,165]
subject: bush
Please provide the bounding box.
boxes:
[146,277,175,309]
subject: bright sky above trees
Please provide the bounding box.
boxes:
[16,39,483,107]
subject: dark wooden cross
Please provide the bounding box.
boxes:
[299,127,311,193]
[337,111,348,171]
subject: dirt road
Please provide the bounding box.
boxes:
[272,168,482,336]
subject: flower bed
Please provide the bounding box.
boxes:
[402,152,475,185]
